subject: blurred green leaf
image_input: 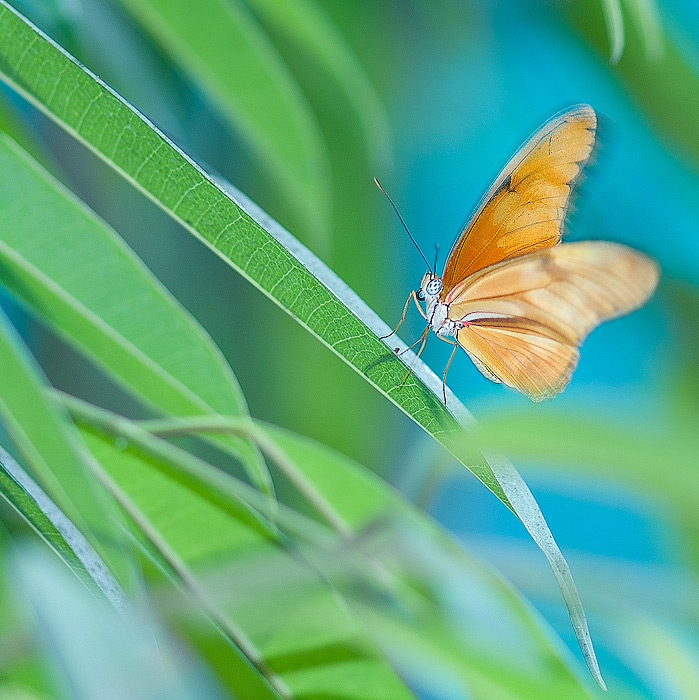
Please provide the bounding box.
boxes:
[0,4,604,685]
[474,409,699,565]
[475,410,699,500]
[0,683,47,700]
[601,0,625,63]
[114,0,331,251]
[256,422,598,699]
[243,0,391,168]
[77,422,416,700]
[0,444,125,608]
[0,129,272,500]
[571,1,699,169]
[62,399,290,700]
[662,280,699,431]
[0,306,133,585]
[599,0,664,64]
[67,400,597,698]
[13,544,229,700]
[240,0,393,456]
[624,0,664,60]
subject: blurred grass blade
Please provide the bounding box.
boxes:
[601,0,625,63]
[0,130,272,501]
[0,3,604,686]
[61,392,280,541]
[474,409,699,564]
[244,0,392,166]
[253,423,599,696]
[114,0,331,251]
[13,545,229,700]
[77,423,417,700]
[624,0,664,60]
[0,306,134,586]
[135,414,596,696]
[0,445,125,609]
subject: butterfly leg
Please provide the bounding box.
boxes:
[397,326,430,357]
[437,337,459,405]
[399,325,430,387]
[380,291,425,340]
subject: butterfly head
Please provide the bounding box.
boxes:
[417,273,443,304]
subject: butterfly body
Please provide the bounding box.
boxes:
[384,104,659,402]
[417,274,454,337]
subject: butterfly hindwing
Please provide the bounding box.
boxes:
[459,318,580,400]
[449,241,659,400]
[440,104,597,294]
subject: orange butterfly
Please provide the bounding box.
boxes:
[380,104,659,402]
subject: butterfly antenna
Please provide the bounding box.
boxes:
[433,243,440,274]
[374,177,433,273]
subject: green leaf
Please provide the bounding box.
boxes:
[255,422,597,698]
[662,280,699,431]
[0,307,136,584]
[76,421,417,700]
[61,392,279,542]
[114,0,331,251]
[243,0,392,167]
[66,399,595,698]
[0,444,125,608]
[599,0,664,64]
[600,0,625,63]
[571,2,698,170]
[624,0,664,60]
[0,4,603,686]
[12,544,230,700]
[0,129,271,500]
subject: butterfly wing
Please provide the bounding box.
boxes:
[447,241,659,400]
[441,104,597,294]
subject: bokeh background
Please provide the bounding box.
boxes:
[1,0,698,697]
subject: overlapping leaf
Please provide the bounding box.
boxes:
[0,307,133,585]
[0,129,271,499]
[0,2,603,685]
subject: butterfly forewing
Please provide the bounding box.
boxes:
[440,104,597,294]
[450,241,659,400]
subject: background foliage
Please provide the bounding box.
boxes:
[0,1,697,699]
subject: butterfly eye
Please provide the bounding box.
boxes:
[416,289,425,301]
[426,278,443,295]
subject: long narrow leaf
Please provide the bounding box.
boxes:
[0,128,272,500]
[0,445,125,609]
[0,4,604,686]
[114,0,331,250]
[77,423,417,700]
[601,0,625,63]
[0,307,134,586]
[624,0,664,60]
[243,0,392,167]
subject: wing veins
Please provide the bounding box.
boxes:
[441,105,597,294]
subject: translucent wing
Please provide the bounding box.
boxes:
[441,104,597,295]
[448,241,659,401]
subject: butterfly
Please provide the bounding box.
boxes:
[380,104,659,402]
